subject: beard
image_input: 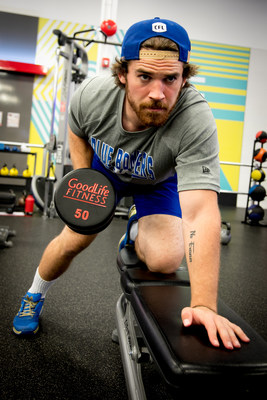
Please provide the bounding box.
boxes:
[125,83,181,128]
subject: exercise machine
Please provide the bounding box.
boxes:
[115,246,267,398]
[39,30,89,217]
[38,26,124,218]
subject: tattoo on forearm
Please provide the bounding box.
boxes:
[189,230,196,263]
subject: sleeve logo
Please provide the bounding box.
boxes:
[202,166,211,174]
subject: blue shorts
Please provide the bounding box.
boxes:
[92,155,182,219]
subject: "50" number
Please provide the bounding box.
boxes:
[74,208,89,220]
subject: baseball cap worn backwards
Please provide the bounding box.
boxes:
[121,17,191,63]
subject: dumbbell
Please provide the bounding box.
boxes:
[220,221,231,245]
[54,168,116,234]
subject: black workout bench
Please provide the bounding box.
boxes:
[115,246,267,398]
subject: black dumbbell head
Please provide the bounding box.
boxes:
[54,168,116,234]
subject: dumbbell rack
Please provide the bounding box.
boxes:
[242,138,267,227]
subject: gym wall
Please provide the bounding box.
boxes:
[237,49,267,208]
[0,13,38,186]
[0,12,124,180]
[189,41,249,196]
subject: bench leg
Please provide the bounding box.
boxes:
[116,294,147,400]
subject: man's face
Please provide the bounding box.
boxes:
[119,58,186,131]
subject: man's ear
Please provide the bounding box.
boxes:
[118,72,126,85]
[182,78,187,87]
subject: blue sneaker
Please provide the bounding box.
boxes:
[13,292,44,335]
[118,204,138,252]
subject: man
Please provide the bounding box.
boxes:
[13,17,250,350]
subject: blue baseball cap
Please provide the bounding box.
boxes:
[121,17,191,63]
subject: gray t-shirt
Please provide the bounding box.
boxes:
[68,75,220,193]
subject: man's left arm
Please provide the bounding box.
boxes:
[179,189,250,349]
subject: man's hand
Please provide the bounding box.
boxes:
[181,306,250,350]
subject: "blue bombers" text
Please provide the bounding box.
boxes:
[91,137,155,180]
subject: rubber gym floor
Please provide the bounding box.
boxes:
[0,205,266,399]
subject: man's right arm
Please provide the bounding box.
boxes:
[68,126,94,170]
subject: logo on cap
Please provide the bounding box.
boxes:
[152,22,167,33]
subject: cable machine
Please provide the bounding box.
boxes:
[37,24,122,218]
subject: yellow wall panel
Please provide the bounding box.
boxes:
[217,120,244,191]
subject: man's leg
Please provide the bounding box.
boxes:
[13,226,97,335]
[135,214,184,274]
[38,225,97,281]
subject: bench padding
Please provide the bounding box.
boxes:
[132,284,267,387]
[117,247,267,389]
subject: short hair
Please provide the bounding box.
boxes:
[111,37,198,89]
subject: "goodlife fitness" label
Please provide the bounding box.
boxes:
[63,177,110,207]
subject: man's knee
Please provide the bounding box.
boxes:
[135,239,184,274]
[134,214,184,274]
[147,252,184,274]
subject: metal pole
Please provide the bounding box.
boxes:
[220,190,249,195]
[43,47,61,218]
[49,47,61,143]
[220,161,252,167]
[0,140,44,149]
[54,40,75,181]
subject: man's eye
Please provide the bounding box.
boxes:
[140,74,150,81]
[166,76,177,83]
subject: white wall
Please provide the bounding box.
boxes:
[1,0,267,50]
[117,0,267,51]
[237,48,267,209]
[1,0,267,209]
[0,0,102,26]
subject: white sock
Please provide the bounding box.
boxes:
[129,221,138,241]
[28,267,57,298]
